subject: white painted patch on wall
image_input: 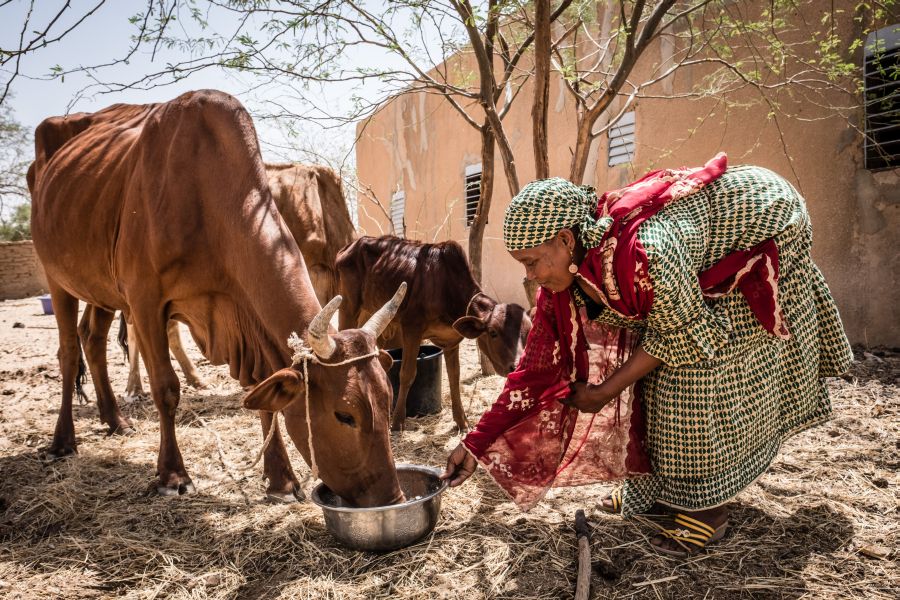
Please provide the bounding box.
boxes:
[660,34,675,95]
[555,77,567,113]
[419,92,428,152]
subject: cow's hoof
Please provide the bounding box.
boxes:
[41,445,77,461]
[266,487,305,503]
[108,423,136,436]
[156,480,196,496]
[123,391,147,404]
[187,378,210,390]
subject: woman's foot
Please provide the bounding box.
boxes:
[598,488,666,516]
[650,506,729,557]
[598,488,623,514]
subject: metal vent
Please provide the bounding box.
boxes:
[390,190,405,237]
[608,111,636,167]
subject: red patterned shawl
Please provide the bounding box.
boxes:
[463,153,790,509]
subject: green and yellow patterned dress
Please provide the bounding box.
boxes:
[583,165,853,516]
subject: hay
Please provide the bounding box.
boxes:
[0,296,896,599]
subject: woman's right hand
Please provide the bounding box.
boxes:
[440,443,478,487]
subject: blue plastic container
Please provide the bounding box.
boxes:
[39,294,53,315]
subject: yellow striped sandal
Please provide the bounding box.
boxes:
[653,513,729,558]
[598,488,623,514]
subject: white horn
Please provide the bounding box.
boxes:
[307,295,342,359]
[362,282,407,338]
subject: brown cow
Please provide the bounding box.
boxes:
[336,236,532,432]
[29,90,405,506]
[122,162,356,400]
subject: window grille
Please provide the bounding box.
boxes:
[465,164,482,227]
[864,25,900,171]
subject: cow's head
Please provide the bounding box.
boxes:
[452,302,532,375]
[243,283,407,508]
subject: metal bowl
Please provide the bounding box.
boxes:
[311,463,448,551]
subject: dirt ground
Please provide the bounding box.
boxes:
[0,295,896,599]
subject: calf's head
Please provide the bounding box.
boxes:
[243,283,407,508]
[452,301,532,375]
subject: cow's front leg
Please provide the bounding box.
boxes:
[259,410,303,503]
[390,335,422,432]
[443,344,469,433]
[135,313,194,496]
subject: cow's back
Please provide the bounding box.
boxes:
[30,102,159,307]
[336,236,476,330]
[266,163,355,304]
[31,90,310,383]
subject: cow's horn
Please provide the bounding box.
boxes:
[362,282,407,338]
[307,295,342,359]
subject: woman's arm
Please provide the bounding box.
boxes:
[561,347,662,413]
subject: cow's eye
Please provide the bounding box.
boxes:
[489,330,498,338]
[335,411,357,427]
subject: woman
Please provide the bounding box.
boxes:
[441,154,852,557]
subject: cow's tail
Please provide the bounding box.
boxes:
[117,312,129,360]
[75,346,89,405]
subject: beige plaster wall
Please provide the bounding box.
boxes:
[356,8,899,346]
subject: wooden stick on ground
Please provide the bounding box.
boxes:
[574,509,591,600]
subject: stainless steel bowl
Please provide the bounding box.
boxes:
[311,463,448,551]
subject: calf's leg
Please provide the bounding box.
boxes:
[442,344,469,432]
[390,333,422,432]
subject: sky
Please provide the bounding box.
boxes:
[0,1,441,165]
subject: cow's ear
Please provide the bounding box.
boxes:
[243,368,305,412]
[377,349,394,372]
[452,315,488,339]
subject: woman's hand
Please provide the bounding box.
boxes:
[440,443,478,487]
[561,381,616,413]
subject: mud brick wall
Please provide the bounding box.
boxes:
[0,241,49,300]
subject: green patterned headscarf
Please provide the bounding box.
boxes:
[503,177,612,251]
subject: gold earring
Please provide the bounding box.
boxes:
[568,248,578,274]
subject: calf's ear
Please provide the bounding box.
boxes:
[452,315,488,339]
[243,368,305,412]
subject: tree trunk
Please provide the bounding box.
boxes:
[532,0,551,180]
[469,122,496,376]
[569,110,597,185]
[468,123,495,286]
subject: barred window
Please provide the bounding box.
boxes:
[465,164,482,227]
[864,25,900,171]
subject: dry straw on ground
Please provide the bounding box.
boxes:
[0,296,896,599]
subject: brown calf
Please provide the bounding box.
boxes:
[336,236,532,431]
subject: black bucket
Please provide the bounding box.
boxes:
[386,345,443,417]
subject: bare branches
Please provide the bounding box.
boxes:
[555,0,891,183]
